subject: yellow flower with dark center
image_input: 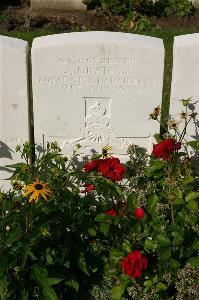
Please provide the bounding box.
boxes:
[24,179,52,203]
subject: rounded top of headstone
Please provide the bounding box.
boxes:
[32,31,164,50]
[0,35,28,49]
[174,33,199,46]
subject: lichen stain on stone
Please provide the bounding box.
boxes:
[12,104,18,109]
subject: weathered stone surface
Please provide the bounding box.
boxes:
[170,34,199,153]
[0,36,29,190]
[31,0,87,11]
[190,0,199,8]
[32,32,164,160]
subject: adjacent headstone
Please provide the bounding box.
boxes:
[170,34,199,151]
[0,36,29,190]
[32,32,164,160]
[31,0,87,11]
[190,0,199,8]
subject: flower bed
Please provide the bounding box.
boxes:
[0,101,198,299]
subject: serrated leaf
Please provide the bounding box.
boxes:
[42,286,58,300]
[31,265,49,288]
[112,284,126,299]
[78,254,90,276]
[47,278,63,286]
[66,279,79,291]
[147,194,159,213]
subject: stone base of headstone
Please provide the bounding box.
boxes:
[30,0,87,11]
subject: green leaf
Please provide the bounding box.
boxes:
[6,228,22,244]
[156,282,167,291]
[0,275,7,300]
[42,286,58,300]
[88,228,96,237]
[149,160,165,173]
[183,176,195,185]
[144,280,153,288]
[185,192,199,202]
[100,223,110,236]
[154,133,162,143]
[172,231,184,246]
[158,248,171,261]
[127,192,137,213]
[192,239,199,251]
[173,198,184,205]
[187,141,199,150]
[186,200,198,211]
[78,254,90,276]
[46,278,63,286]
[187,257,199,270]
[144,239,157,251]
[112,284,126,299]
[147,194,159,213]
[169,259,181,269]
[31,265,49,288]
[155,234,171,246]
[110,249,124,264]
[121,240,132,253]
[95,213,111,222]
[66,279,79,291]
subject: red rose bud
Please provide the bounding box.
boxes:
[134,207,145,219]
[120,250,148,278]
[81,183,94,193]
[104,208,118,217]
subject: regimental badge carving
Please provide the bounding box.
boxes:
[85,101,111,143]
[59,97,150,159]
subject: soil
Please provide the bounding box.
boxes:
[1,3,199,33]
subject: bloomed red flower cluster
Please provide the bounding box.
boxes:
[120,250,148,278]
[84,157,125,181]
[152,138,181,161]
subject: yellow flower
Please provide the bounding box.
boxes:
[24,179,52,203]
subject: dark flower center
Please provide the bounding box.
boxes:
[35,183,43,190]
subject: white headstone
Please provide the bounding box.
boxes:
[31,0,87,11]
[32,32,164,160]
[170,34,199,149]
[0,36,29,190]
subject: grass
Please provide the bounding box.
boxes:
[0,26,199,130]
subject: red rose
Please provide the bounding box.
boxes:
[120,250,148,278]
[84,159,100,173]
[134,207,145,219]
[152,138,181,161]
[97,157,125,181]
[81,183,94,193]
[104,208,118,217]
